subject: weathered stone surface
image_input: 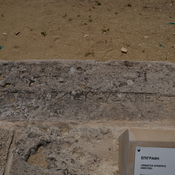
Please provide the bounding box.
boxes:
[1,60,175,121]
[6,121,175,175]
[8,122,121,175]
[0,127,13,175]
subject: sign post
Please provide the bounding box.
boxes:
[134,147,175,175]
[119,129,175,175]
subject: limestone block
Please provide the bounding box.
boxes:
[0,128,13,175]
[1,60,175,122]
[119,128,175,175]
[8,123,120,175]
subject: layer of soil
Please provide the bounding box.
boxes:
[0,0,175,62]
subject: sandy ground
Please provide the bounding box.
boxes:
[0,0,175,62]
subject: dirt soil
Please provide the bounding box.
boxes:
[0,0,175,62]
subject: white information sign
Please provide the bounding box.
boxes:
[134,147,175,175]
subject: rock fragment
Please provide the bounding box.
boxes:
[121,47,127,53]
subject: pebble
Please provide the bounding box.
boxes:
[15,31,20,35]
[84,34,89,38]
[121,47,127,53]
[2,33,7,36]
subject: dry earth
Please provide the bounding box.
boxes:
[0,0,175,62]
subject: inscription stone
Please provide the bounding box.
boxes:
[1,60,175,121]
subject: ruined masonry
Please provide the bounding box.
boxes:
[0,60,175,175]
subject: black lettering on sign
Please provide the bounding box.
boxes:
[140,164,153,170]
[140,167,153,170]
[141,156,159,160]
[154,165,166,168]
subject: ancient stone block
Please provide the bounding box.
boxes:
[1,60,175,122]
[8,123,119,175]
[0,128,13,175]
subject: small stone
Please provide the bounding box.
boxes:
[15,31,20,35]
[84,34,89,38]
[121,47,127,53]
[2,33,7,36]
[144,36,149,38]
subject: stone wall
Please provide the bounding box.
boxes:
[0,60,175,175]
